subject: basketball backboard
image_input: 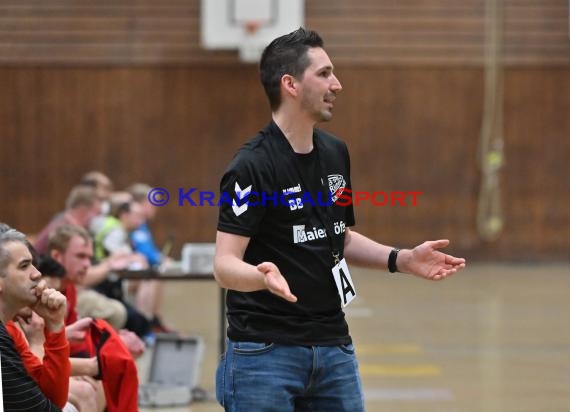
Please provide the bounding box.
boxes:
[201,0,304,63]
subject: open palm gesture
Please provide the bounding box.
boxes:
[403,239,466,281]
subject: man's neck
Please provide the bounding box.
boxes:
[64,210,83,227]
[0,304,15,325]
[273,111,315,154]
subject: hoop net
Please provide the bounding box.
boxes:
[239,20,265,63]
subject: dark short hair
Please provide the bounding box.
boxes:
[110,201,131,218]
[37,255,66,278]
[259,27,324,111]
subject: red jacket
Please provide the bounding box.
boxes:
[85,319,139,412]
[62,282,139,411]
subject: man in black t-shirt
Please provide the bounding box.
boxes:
[214,28,466,412]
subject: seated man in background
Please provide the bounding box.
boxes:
[0,223,69,411]
[93,200,146,264]
[127,183,165,268]
[127,182,173,332]
[80,171,114,217]
[47,224,145,358]
[81,190,139,322]
[47,224,142,412]
[34,185,102,255]
[80,170,114,238]
[92,199,155,338]
[34,184,133,331]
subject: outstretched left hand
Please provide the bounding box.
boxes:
[400,239,466,281]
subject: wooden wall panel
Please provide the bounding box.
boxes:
[1,66,568,260]
[307,0,570,65]
[0,66,268,244]
[501,68,570,258]
[0,0,568,65]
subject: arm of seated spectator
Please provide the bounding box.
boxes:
[131,225,163,266]
[131,252,150,269]
[70,357,99,377]
[65,317,92,341]
[14,308,45,358]
[102,228,130,256]
[6,316,70,408]
[83,253,131,287]
[83,259,114,287]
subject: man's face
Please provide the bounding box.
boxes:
[143,199,156,220]
[53,236,93,285]
[124,202,146,231]
[297,47,342,123]
[0,241,42,307]
[87,199,103,223]
[96,176,113,201]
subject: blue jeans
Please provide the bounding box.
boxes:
[216,340,365,412]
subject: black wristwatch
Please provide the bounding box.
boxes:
[388,248,400,273]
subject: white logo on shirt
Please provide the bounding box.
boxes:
[328,174,346,202]
[282,183,303,211]
[292,225,327,244]
[282,183,302,194]
[232,182,252,217]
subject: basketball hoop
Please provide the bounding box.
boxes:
[201,0,305,63]
[239,20,265,63]
[244,20,261,35]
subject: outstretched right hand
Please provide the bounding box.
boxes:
[257,262,297,303]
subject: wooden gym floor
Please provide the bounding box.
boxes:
[139,263,570,412]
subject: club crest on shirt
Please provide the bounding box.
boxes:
[232,181,252,216]
[328,174,346,202]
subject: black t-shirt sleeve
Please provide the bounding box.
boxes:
[217,149,269,237]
